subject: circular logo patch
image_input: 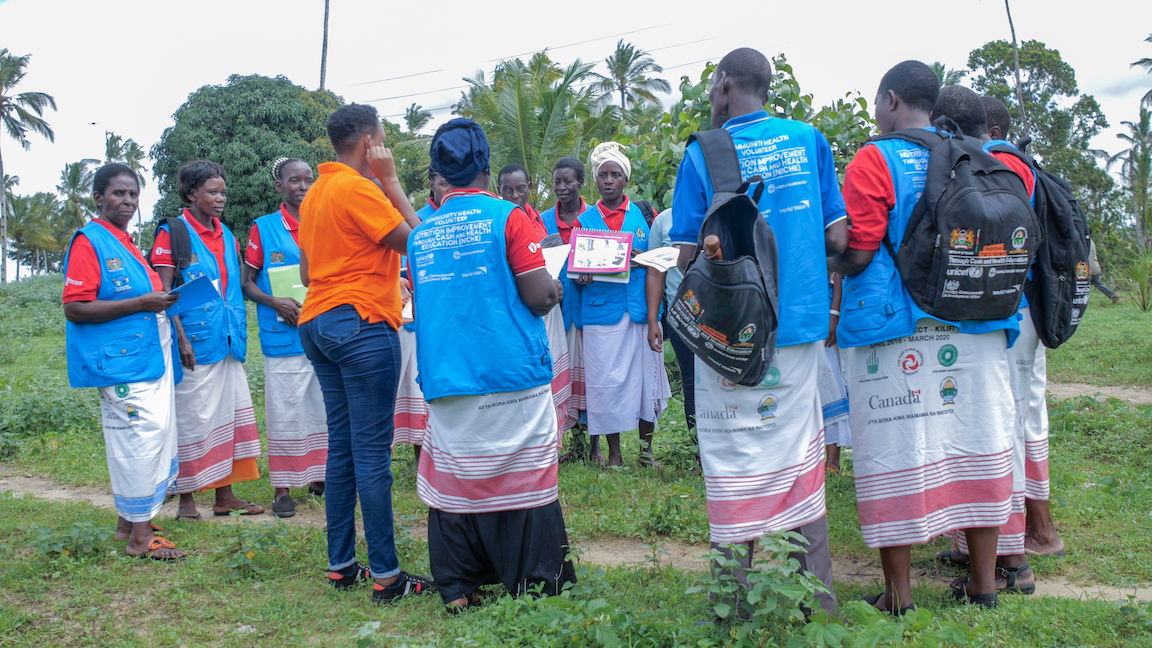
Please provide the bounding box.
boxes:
[898,348,923,375]
[114,384,129,398]
[759,366,781,388]
[937,344,958,368]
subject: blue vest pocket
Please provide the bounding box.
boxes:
[101,337,146,375]
[842,281,900,332]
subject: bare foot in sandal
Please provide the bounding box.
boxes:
[176,494,201,521]
[212,485,265,516]
[115,516,164,540]
[127,535,185,561]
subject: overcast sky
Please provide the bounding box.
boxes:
[2,0,1149,278]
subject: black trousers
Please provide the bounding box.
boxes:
[427,500,576,604]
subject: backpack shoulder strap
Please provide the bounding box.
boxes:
[147,217,193,287]
[686,129,745,193]
[872,127,946,150]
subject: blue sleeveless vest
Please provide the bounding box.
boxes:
[684,114,834,346]
[574,201,651,326]
[64,222,177,388]
[252,213,303,357]
[163,215,248,363]
[409,192,552,400]
[540,202,594,331]
[838,137,1019,348]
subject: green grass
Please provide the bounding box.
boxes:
[4,274,1152,646]
[1046,291,1152,387]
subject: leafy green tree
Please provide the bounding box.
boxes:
[931,62,967,86]
[149,74,342,248]
[1108,108,1152,248]
[1134,33,1152,108]
[968,40,1112,208]
[404,103,432,136]
[56,160,98,229]
[591,40,671,109]
[0,49,57,283]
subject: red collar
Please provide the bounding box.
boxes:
[441,188,498,204]
[278,204,300,230]
[596,196,630,219]
[182,208,222,237]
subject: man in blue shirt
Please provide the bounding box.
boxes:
[670,47,848,617]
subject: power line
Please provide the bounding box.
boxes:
[365,84,470,103]
[647,37,713,53]
[382,104,455,119]
[351,69,445,87]
[486,23,675,62]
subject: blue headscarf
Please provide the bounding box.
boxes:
[430,118,490,187]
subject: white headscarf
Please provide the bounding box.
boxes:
[589,141,631,181]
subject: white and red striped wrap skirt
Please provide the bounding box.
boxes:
[695,342,827,544]
[544,307,571,444]
[173,355,261,493]
[417,383,559,514]
[565,324,586,429]
[393,326,430,448]
[264,354,328,488]
[847,321,1015,549]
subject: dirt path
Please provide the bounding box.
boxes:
[1047,381,1152,405]
[3,471,1149,602]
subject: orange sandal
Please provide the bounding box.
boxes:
[130,536,184,561]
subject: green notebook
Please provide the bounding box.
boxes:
[267,264,308,303]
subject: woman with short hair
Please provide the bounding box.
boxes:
[151,160,263,521]
[63,163,184,559]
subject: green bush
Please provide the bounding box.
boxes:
[0,378,100,436]
[23,521,112,559]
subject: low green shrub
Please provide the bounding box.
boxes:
[0,378,100,436]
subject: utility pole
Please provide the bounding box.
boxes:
[319,0,330,90]
[1005,0,1030,137]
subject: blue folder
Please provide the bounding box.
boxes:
[167,275,221,316]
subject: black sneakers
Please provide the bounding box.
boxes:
[371,571,435,604]
[328,562,371,590]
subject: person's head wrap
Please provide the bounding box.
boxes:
[430,118,490,187]
[589,141,631,181]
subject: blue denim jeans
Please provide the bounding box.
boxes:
[300,305,401,579]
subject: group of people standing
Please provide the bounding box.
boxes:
[63,46,1069,615]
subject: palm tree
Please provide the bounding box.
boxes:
[56,160,99,230]
[5,192,56,280]
[930,61,968,87]
[404,103,432,136]
[591,40,671,109]
[1108,107,1152,248]
[455,56,610,206]
[0,49,57,283]
[1133,34,1152,108]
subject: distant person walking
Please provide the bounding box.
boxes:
[1088,240,1120,304]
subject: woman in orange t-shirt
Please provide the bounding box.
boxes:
[297,103,433,605]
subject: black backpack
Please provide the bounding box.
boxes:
[668,129,779,387]
[146,217,193,287]
[633,200,657,227]
[988,141,1092,348]
[877,117,1040,322]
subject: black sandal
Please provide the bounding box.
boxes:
[996,564,1036,595]
[863,593,915,616]
[950,578,1002,607]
